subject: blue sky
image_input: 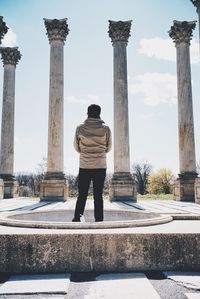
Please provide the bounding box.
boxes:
[0,0,199,175]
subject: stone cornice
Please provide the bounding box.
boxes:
[44,18,69,43]
[108,20,132,45]
[0,47,21,66]
[0,16,8,45]
[169,20,196,45]
[191,0,200,12]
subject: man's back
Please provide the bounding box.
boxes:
[74,118,111,169]
[72,104,111,222]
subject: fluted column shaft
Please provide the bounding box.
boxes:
[48,39,64,173]
[169,21,196,174]
[109,20,131,173]
[113,43,130,172]
[0,64,15,174]
[176,42,196,172]
[108,20,136,202]
[0,47,21,198]
[44,18,69,177]
[169,20,197,201]
[0,48,21,176]
[40,18,69,201]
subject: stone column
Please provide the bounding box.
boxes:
[0,47,21,198]
[190,0,200,47]
[108,20,137,202]
[0,17,8,198]
[169,20,197,202]
[40,18,69,201]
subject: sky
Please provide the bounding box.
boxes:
[0,0,199,176]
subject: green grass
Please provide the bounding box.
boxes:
[137,194,173,200]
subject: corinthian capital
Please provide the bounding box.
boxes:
[169,20,196,45]
[108,20,132,45]
[44,18,69,43]
[0,16,8,45]
[190,0,200,12]
[0,47,21,66]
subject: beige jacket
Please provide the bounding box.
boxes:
[74,118,112,169]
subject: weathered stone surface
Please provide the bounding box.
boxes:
[174,173,197,202]
[3,179,18,199]
[41,19,69,201]
[108,20,132,45]
[0,179,4,199]
[195,177,200,204]
[40,179,68,201]
[169,21,197,202]
[44,18,69,43]
[0,47,21,199]
[109,172,137,201]
[0,232,199,273]
[108,21,136,201]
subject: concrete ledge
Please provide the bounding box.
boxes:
[0,231,200,273]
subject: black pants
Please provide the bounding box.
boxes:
[73,168,106,221]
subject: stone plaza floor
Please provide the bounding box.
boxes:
[0,197,200,298]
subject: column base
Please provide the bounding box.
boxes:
[194,177,200,204]
[0,179,4,199]
[173,172,198,202]
[109,172,137,202]
[40,172,68,201]
[0,174,18,198]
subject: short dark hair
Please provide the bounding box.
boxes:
[87,104,101,118]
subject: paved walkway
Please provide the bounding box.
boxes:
[0,198,200,234]
[0,198,199,298]
[0,272,200,298]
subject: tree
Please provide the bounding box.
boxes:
[196,161,200,174]
[16,173,36,197]
[147,168,175,194]
[131,161,152,195]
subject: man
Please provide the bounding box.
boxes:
[72,104,111,222]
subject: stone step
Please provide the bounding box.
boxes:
[84,273,161,299]
[185,294,200,299]
[0,274,70,298]
[164,272,200,290]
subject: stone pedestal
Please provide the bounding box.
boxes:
[41,18,69,201]
[109,172,137,202]
[0,179,4,199]
[40,173,68,201]
[0,47,21,199]
[108,20,137,202]
[169,21,197,202]
[194,177,200,204]
[174,172,197,202]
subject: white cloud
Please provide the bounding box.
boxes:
[2,28,17,47]
[130,73,177,106]
[87,94,100,104]
[138,37,199,64]
[66,94,100,105]
[66,95,89,104]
